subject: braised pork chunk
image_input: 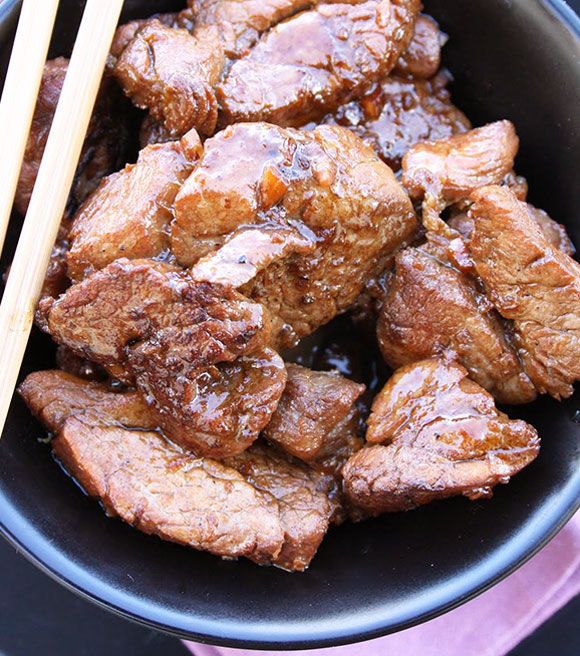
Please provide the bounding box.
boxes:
[343,358,540,514]
[173,122,417,346]
[393,14,446,79]
[217,0,421,127]
[264,363,365,475]
[67,129,202,281]
[468,186,580,399]
[39,259,285,457]
[377,243,536,404]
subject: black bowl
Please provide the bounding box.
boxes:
[1,0,579,649]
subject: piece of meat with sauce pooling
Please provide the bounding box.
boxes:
[468,185,580,399]
[263,363,365,475]
[217,0,421,128]
[20,371,335,571]
[318,71,470,171]
[343,358,540,515]
[173,122,417,347]
[66,129,202,282]
[38,259,286,457]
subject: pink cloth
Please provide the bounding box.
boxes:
[185,512,580,656]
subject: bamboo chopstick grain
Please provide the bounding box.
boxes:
[0,0,125,436]
[0,0,60,256]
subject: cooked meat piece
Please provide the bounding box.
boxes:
[318,71,470,170]
[501,170,528,201]
[217,0,421,127]
[173,122,417,347]
[66,129,202,282]
[402,120,519,204]
[113,20,224,137]
[343,358,540,514]
[109,10,195,61]
[54,416,286,564]
[263,363,365,475]
[190,223,316,288]
[40,258,286,456]
[19,370,152,432]
[225,442,338,570]
[20,372,336,570]
[188,0,315,60]
[377,244,537,404]
[393,14,446,79]
[15,58,130,217]
[55,346,107,382]
[449,203,575,257]
[526,204,575,257]
[468,186,580,399]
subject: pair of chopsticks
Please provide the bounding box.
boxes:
[0,0,125,436]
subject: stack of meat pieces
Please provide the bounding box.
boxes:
[13,1,579,572]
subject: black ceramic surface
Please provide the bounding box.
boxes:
[0,0,579,649]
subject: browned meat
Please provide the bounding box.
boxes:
[173,122,417,347]
[393,14,445,79]
[468,186,580,399]
[109,10,195,61]
[15,58,130,217]
[67,129,202,282]
[217,0,421,128]
[19,370,152,432]
[402,120,519,205]
[377,244,537,404]
[526,204,575,257]
[189,0,315,60]
[343,358,540,514]
[225,442,338,570]
[39,258,286,457]
[449,203,575,257]
[20,371,335,570]
[263,363,365,475]
[318,71,470,170]
[55,346,107,382]
[113,20,225,137]
[54,416,286,564]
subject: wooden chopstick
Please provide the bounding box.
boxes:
[0,0,60,256]
[0,0,124,436]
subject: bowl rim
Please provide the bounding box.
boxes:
[0,0,579,649]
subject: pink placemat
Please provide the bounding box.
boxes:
[185,511,579,656]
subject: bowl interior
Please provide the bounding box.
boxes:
[0,0,579,649]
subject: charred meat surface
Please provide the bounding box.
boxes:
[343,358,540,514]
[402,120,519,205]
[114,20,224,137]
[15,58,130,217]
[468,186,580,399]
[217,0,421,127]
[173,122,417,346]
[40,258,285,457]
[67,129,202,282]
[318,71,470,171]
[264,363,365,475]
[377,244,537,404]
